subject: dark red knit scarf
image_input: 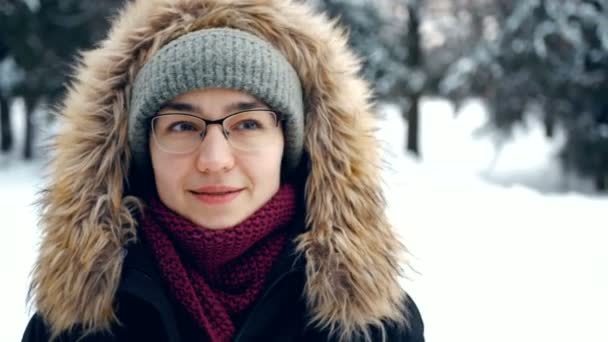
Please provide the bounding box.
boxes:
[139,184,296,342]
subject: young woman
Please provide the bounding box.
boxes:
[22,0,424,341]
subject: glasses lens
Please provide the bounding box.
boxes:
[152,114,204,153]
[224,110,280,150]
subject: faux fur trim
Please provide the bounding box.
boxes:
[29,0,411,340]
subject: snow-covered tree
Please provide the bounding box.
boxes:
[0,0,124,159]
[314,0,502,156]
[314,0,431,156]
[442,0,608,190]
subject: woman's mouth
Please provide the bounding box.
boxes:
[191,187,243,205]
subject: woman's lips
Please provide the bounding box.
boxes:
[191,187,243,205]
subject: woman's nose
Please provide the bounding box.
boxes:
[195,125,235,173]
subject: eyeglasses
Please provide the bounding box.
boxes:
[151,109,283,154]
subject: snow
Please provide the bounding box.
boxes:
[379,99,608,342]
[2,97,607,341]
[0,160,42,342]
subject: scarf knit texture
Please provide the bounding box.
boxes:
[139,184,296,342]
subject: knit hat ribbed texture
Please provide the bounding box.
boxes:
[128,28,304,171]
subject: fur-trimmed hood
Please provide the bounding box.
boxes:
[29,0,411,340]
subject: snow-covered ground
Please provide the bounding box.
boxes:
[379,100,607,342]
[0,159,42,342]
[2,98,607,341]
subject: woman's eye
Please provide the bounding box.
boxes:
[235,120,262,130]
[169,121,199,132]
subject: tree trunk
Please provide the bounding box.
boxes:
[469,0,485,44]
[543,112,555,138]
[23,96,37,160]
[0,94,13,153]
[595,174,606,192]
[406,98,420,156]
[405,1,422,156]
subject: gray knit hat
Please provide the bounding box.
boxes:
[128,28,304,172]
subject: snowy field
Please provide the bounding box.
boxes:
[1,98,607,342]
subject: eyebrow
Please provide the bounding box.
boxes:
[158,99,269,114]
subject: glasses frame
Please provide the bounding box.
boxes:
[150,108,284,154]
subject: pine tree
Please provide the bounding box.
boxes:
[442,0,608,190]
[315,0,426,155]
[1,0,125,159]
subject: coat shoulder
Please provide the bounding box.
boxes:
[397,294,425,342]
[368,294,425,342]
[22,312,120,342]
[22,293,169,342]
[22,314,50,342]
[22,313,102,342]
[303,294,425,342]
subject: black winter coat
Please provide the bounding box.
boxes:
[23,224,425,342]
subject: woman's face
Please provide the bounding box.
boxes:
[149,88,284,229]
